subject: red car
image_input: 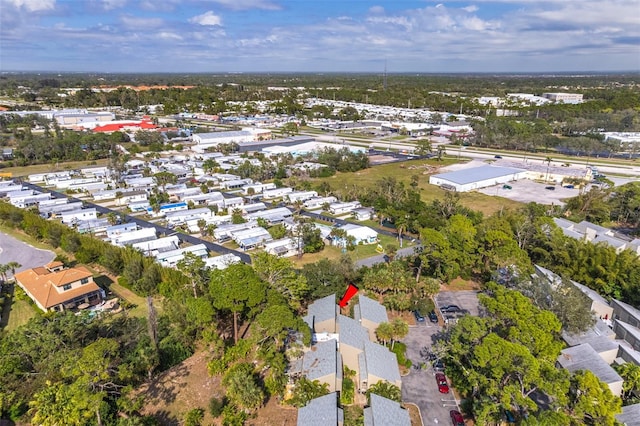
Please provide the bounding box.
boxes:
[450,410,464,426]
[436,372,449,393]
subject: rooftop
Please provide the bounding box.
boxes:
[359,340,401,385]
[304,294,338,332]
[557,343,622,385]
[431,165,526,185]
[297,393,343,426]
[354,294,389,325]
[301,339,340,382]
[364,393,411,426]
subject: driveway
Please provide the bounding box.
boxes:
[402,322,460,425]
[435,291,482,325]
[0,232,55,279]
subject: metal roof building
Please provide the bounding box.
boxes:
[429,165,527,192]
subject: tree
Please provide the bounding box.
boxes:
[231,208,246,224]
[222,363,264,413]
[252,252,308,308]
[209,264,266,344]
[177,252,208,298]
[390,319,409,350]
[614,363,640,401]
[287,377,329,408]
[375,322,394,346]
[153,171,177,192]
[365,382,401,404]
[252,304,298,351]
[568,370,621,426]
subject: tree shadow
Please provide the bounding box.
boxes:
[0,283,16,329]
[139,362,190,418]
[148,409,179,426]
[94,274,114,290]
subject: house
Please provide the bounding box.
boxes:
[354,295,389,342]
[214,222,258,242]
[233,227,273,251]
[111,227,157,246]
[557,344,623,397]
[246,207,292,225]
[76,218,111,234]
[235,202,267,215]
[263,238,298,257]
[304,294,339,334]
[304,196,337,210]
[297,393,343,426]
[39,201,84,218]
[339,224,378,245]
[262,187,293,199]
[166,207,213,227]
[204,254,241,270]
[115,190,148,206]
[553,218,639,255]
[352,207,375,221]
[299,339,343,393]
[60,208,98,225]
[329,201,361,215]
[131,235,180,256]
[106,223,138,240]
[14,261,103,312]
[616,402,640,426]
[358,340,402,392]
[220,178,253,190]
[242,182,276,195]
[155,244,208,268]
[337,314,370,374]
[286,191,318,203]
[364,394,411,426]
[148,201,189,217]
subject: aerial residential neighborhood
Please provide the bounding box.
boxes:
[1,1,639,423]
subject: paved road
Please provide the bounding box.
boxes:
[355,245,419,268]
[403,323,460,426]
[0,232,55,278]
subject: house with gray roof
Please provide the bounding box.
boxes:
[299,339,342,393]
[296,392,343,426]
[557,343,623,397]
[364,394,410,426]
[304,294,339,334]
[616,402,640,426]
[354,295,389,342]
[337,314,370,374]
[553,218,639,255]
[358,340,402,392]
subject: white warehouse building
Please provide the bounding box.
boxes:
[429,166,527,192]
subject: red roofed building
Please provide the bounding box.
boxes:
[14,261,104,312]
[93,119,157,133]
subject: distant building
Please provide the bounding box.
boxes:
[429,166,527,192]
[542,93,584,104]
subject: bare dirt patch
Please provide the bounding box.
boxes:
[247,397,297,426]
[442,277,481,292]
[137,351,221,425]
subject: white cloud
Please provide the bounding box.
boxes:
[462,5,478,12]
[189,11,223,26]
[3,0,55,12]
[209,0,281,11]
[119,15,163,29]
[102,0,126,10]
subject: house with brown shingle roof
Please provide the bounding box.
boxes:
[14,261,103,312]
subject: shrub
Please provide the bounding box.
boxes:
[209,396,227,417]
[184,408,204,426]
[341,377,354,405]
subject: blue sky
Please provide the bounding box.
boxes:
[1,0,639,73]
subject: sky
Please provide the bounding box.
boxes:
[1,0,639,74]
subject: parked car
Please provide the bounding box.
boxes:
[436,372,449,393]
[545,186,556,190]
[433,359,445,371]
[413,310,425,323]
[502,184,512,189]
[494,155,503,159]
[504,410,516,424]
[429,310,438,323]
[441,304,461,313]
[563,184,574,189]
[450,410,464,426]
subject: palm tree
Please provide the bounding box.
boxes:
[7,261,21,279]
[545,156,553,182]
[395,215,408,248]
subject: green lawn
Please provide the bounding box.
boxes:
[0,159,110,178]
[2,286,38,332]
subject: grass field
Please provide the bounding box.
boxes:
[308,158,524,216]
[0,159,110,178]
[2,286,38,332]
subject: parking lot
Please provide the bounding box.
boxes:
[435,290,482,325]
[476,179,578,206]
[402,322,460,426]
